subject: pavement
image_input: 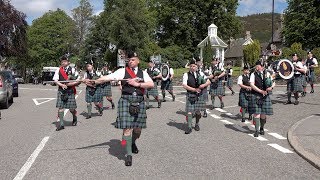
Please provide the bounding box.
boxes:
[1,84,320,179]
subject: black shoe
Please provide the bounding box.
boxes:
[248,115,252,121]
[125,155,132,166]
[162,99,166,102]
[284,101,292,105]
[294,100,299,105]
[302,92,306,97]
[254,131,259,137]
[260,128,265,135]
[310,89,314,93]
[98,108,103,116]
[146,105,150,110]
[210,105,214,110]
[220,102,224,109]
[185,128,192,134]
[203,111,207,118]
[194,124,200,131]
[232,91,235,95]
[158,101,161,108]
[172,95,175,101]
[112,103,115,109]
[132,143,139,154]
[72,117,77,126]
[86,115,92,119]
[241,118,245,122]
[56,126,64,131]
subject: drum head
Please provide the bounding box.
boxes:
[161,64,170,81]
[277,59,294,79]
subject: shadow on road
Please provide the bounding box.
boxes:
[167,120,187,132]
[176,110,186,116]
[79,111,101,118]
[224,124,253,134]
[220,113,242,121]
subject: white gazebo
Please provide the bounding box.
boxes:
[197,23,228,64]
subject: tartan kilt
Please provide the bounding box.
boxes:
[85,86,103,103]
[115,95,147,129]
[248,93,273,115]
[302,74,307,87]
[238,91,250,108]
[226,77,233,87]
[202,88,209,102]
[287,76,303,92]
[56,91,77,109]
[307,71,316,83]
[161,80,173,90]
[210,79,225,96]
[147,82,159,96]
[101,83,112,97]
[185,93,206,113]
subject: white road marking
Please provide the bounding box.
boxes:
[20,88,57,91]
[220,120,234,124]
[225,112,233,116]
[244,121,251,124]
[32,98,56,106]
[215,108,227,113]
[177,100,185,104]
[248,134,268,141]
[268,144,293,153]
[205,109,210,114]
[13,136,50,180]
[223,105,238,109]
[268,133,287,140]
[210,114,221,119]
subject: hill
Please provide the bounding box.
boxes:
[238,13,281,43]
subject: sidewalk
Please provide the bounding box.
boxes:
[288,114,320,170]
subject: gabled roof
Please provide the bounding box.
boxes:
[197,36,228,48]
[225,38,252,58]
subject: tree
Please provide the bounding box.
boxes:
[72,0,93,56]
[283,0,320,49]
[202,39,214,67]
[0,0,27,59]
[28,9,76,69]
[243,40,261,66]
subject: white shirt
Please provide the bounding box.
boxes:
[52,66,78,81]
[182,71,207,85]
[107,67,152,82]
[227,68,233,75]
[208,64,225,75]
[145,67,161,74]
[169,68,174,75]
[249,71,272,84]
[237,74,250,85]
[83,70,99,79]
[293,61,306,74]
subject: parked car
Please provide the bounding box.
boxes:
[0,74,13,109]
[13,75,25,84]
[0,71,18,97]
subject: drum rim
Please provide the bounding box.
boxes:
[277,59,294,80]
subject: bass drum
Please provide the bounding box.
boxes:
[161,64,170,81]
[277,59,294,80]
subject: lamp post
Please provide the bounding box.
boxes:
[271,0,275,44]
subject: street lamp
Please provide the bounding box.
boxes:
[271,0,275,44]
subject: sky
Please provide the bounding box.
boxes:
[9,0,288,25]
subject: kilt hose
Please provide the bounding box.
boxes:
[85,86,103,103]
[115,95,147,129]
[56,90,77,109]
[307,71,316,84]
[185,93,206,113]
[238,90,251,108]
[248,93,273,115]
[210,79,225,96]
[101,83,112,97]
[287,75,303,93]
[147,82,159,97]
[161,80,173,91]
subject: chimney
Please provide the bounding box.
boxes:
[245,31,251,40]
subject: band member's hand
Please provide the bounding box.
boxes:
[195,88,201,93]
[261,90,267,96]
[266,87,273,92]
[60,84,67,90]
[199,84,206,89]
[246,87,252,91]
[128,78,139,87]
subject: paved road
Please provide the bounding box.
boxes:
[1,84,319,179]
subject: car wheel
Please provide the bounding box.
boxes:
[1,96,9,109]
[9,95,13,103]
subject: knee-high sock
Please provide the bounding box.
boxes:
[155,96,160,102]
[311,84,314,89]
[70,110,77,120]
[294,93,299,100]
[218,96,223,103]
[122,135,132,156]
[253,117,260,132]
[260,118,266,129]
[58,111,64,126]
[187,114,192,128]
[287,92,292,102]
[195,112,201,124]
[132,130,141,144]
[162,91,165,99]
[146,96,150,107]
[211,95,215,106]
[241,108,246,118]
[168,90,173,97]
[87,103,92,115]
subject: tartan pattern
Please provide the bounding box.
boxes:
[210,79,225,96]
[302,74,307,87]
[56,91,77,109]
[147,83,159,96]
[287,76,303,92]
[115,95,147,129]
[185,93,206,113]
[238,91,251,108]
[202,88,209,102]
[101,83,112,97]
[85,86,103,103]
[161,80,173,90]
[226,77,233,87]
[307,71,316,83]
[248,94,273,115]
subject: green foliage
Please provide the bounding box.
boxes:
[311,48,320,59]
[27,9,76,69]
[243,40,261,66]
[160,45,192,68]
[202,39,213,67]
[283,0,320,49]
[280,47,292,59]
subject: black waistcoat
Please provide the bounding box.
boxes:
[122,68,145,96]
[58,66,73,91]
[306,58,315,72]
[187,72,198,94]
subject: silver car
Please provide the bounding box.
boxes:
[0,74,13,109]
